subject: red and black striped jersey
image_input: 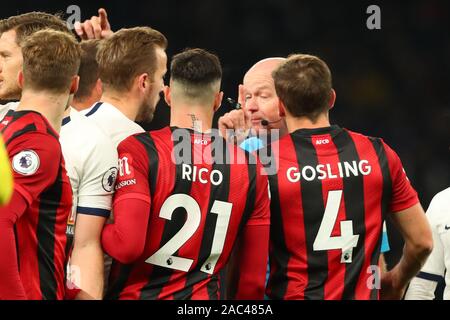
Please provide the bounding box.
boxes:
[264,125,419,300]
[0,110,72,300]
[103,126,270,300]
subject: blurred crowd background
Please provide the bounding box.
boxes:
[1,0,449,269]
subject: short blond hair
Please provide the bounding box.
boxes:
[21,29,81,94]
[0,12,71,45]
[97,26,167,92]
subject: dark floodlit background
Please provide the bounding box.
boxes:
[1,0,449,275]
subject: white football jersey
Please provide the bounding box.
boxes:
[81,101,144,148]
[60,107,118,236]
[0,101,19,120]
[405,187,450,300]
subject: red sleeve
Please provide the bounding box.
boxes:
[247,160,271,226]
[0,132,61,300]
[0,191,29,299]
[383,141,420,213]
[101,136,151,264]
[102,198,150,264]
[227,161,270,299]
[7,132,61,205]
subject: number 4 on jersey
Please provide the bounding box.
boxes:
[313,190,359,263]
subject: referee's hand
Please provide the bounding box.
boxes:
[218,85,251,144]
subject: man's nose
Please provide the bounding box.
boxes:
[245,97,258,112]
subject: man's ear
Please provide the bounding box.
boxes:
[17,70,24,89]
[278,98,286,117]
[163,85,171,107]
[213,91,224,112]
[70,75,80,95]
[137,73,149,92]
[329,89,336,110]
[94,78,103,99]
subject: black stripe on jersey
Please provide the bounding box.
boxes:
[46,127,58,140]
[293,135,327,300]
[135,133,160,198]
[104,262,133,300]
[224,147,258,300]
[139,128,194,300]
[236,151,257,235]
[207,274,219,300]
[260,144,291,300]
[37,158,63,300]
[369,138,392,225]
[332,130,366,300]
[4,123,37,146]
[369,137,393,300]
[173,135,230,300]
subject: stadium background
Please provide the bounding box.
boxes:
[1,0,449,276]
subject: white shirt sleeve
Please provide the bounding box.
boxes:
[405,189,449,300]
[404,223,444,299]
[76,132,118,217]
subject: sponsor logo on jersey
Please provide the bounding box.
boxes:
[12,150,40,175]
[118,154,134,179]
[115,178,136,190]
[102,167,118,192]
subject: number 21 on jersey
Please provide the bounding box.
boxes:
[146,193,232,274]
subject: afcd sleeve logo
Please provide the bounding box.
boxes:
[12,150,40,175]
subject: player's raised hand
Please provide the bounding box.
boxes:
[218,85,251,143]
[74,8,113,40]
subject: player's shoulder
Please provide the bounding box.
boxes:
[61,109,117,160]
[63,109,114,146]
[121,126,171,146]
[2,110,59,145]
[344,128,383,143]
[427,187,450,218]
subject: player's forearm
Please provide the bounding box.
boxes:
[70,243,104,299]
[101,198,150,264]
[390,241,432,289]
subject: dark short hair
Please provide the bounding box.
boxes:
[0,12,72,46]
[272,54,332,121]
[97,26,168,92]
[170,48,222,86]
[74,39,101,100]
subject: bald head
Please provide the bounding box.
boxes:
[241,57,287,132]
[244,57,286,83]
